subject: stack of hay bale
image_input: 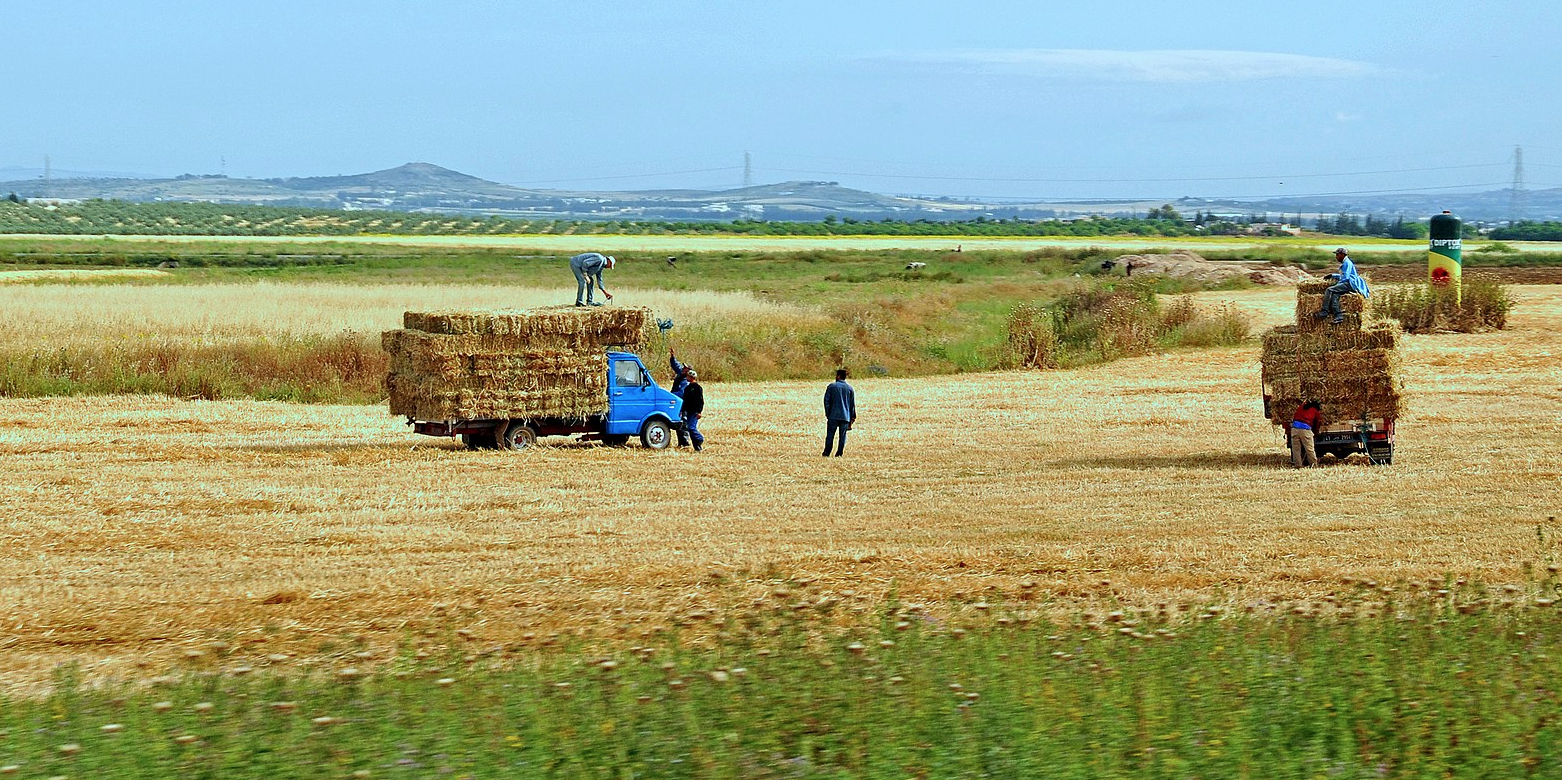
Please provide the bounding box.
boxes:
[1261,279,1404,425]
[384,307,649,421]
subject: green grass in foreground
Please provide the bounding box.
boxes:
[5,575,1562,779]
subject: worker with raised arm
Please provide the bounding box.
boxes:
[1314,247,1370,325]
[569,252,615,307]
[669,346,694,447]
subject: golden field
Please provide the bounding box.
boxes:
[1,287,1560,687]
[0,282,824,348]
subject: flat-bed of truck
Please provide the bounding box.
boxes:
[1263,387,1395,465]
[407,350,683,450]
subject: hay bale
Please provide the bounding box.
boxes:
[1297,278,1335,295]
[1295,292,1367,333]
[404,306,648,348]
[1320,349,1398,375]
[1268,322,1400,353]
[1296,291,1365,316]
[1260,287,1404,426]
[384,307,652,420]
[1312,322,1401,351]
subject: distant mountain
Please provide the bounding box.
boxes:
[271,162,518,195]
[3,162,1557,222]
[0,162,986,221]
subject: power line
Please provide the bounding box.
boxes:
[756,146,1507,175]
[1230,182,1511,199]
[765,163,1503,185]
[510,166,743,185]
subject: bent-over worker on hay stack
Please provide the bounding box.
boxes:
[1314,247,1370,325]
[569,252,615,307]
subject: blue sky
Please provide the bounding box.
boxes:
[7,0,1560,199]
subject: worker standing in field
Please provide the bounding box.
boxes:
[1289,400,1322,468]
[680,369,705,452]
[669,346,694,447]
[822,368,856,457]
[569,252,615,307]
[1315,247,1370,325]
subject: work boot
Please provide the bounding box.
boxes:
[589,301,604,307]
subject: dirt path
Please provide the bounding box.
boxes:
[1360,265,1562,285]
[2,288,1559,685]
[0,269,170,283]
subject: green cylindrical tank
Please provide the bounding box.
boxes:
[1428,210,1462,301]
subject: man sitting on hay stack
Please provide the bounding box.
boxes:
[1314,247,1370,325]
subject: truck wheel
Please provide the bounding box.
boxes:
[640,419,672,450]
[600,434,631,446]
[503,423,538,450]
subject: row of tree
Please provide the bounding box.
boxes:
[1488,221,1562,241]
[0,198,1469,240]
[1313,213,1429,239]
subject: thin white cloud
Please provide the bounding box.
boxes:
[878,49,1380,83]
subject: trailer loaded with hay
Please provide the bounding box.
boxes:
[384,306,684,449]
[1260,279,1404,465]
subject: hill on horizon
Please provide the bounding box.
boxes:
[3,162,1559,223]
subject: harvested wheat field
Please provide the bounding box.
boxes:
[2,287,1560,686]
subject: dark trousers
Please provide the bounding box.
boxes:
[823,420,849,456]
[1319,282,1352,319]
[683,414,703,450]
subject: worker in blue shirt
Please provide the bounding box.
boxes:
[669,347,694,447]
[822,368,856,457]
[680,369,705,452]
[569,252,615,307]
[1315,247,1371,324]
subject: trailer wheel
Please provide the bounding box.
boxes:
[640,419,672,450]
[502,423,538,450]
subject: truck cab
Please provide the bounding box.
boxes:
[410,351,684,450]
[602,351,684,444]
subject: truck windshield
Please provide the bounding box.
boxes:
[614,360,645,387]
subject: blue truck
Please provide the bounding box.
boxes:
[408,350,684,450]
